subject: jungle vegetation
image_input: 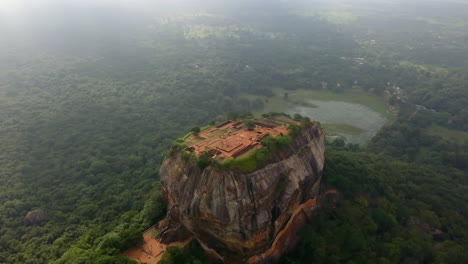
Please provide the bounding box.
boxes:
[0,0,467,263]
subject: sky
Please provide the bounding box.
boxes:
[1,0,467,29]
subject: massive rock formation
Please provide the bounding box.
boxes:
[157,122,325,263]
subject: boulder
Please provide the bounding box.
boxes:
[24,209,48,226]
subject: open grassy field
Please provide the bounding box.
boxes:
[245,88,393,144]
[322,123,365,135]
[426,125,468,143]
[297,10,359,25]
[248,88,394,120]
[399,61,449,76]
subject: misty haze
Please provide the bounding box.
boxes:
[0,0,467,263]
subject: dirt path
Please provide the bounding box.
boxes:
[123,227,193,264]
[123,228,166,264]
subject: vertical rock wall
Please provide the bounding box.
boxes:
[157,124,325,263]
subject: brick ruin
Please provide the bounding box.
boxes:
[186,119,291,159]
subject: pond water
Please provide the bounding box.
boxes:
[285,100,387,144]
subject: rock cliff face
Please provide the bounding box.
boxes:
[157,123,325,263]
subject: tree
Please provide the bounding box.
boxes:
[244,120,255,130]
[301,117,312,127]
[293,113,304,121]
[191,126,201,135]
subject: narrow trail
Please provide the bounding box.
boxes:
[123,226,193,264]
[123,227,166,264]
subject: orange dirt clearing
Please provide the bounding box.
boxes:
[123,229,166,264]
[124,227,194,264]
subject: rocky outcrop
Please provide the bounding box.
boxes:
[24,209,48,226]
[157,123,325,263]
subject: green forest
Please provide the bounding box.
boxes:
[0,0,467,263]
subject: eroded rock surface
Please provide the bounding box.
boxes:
[157,123,325,263]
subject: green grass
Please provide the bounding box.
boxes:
[182,132,193,140]
[218,134,293,172]
[200,124,212,131]
[399,61,449,76]
[246,87,394,120]
[185,136,205,145]
[322,123,365,135]
[291,100,318,108]
[426,125,468,143]
[299,10,359,25]
[183,124,214,144]
[218,147,269,172]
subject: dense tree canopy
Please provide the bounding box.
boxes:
[0,0,467,263]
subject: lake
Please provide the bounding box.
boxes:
[285,99,387,144]
[252,89,391,144]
